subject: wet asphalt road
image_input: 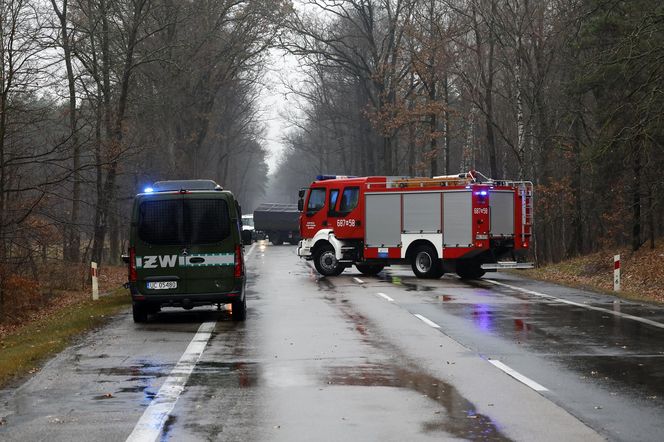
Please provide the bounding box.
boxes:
[0,241,663,441]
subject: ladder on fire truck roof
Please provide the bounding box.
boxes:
[494,179,534,242]
[390,170,487,188]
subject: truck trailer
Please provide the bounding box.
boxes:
[297,171,533,279]
[253,203,301,245]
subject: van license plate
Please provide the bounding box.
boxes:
[147,281,177,290]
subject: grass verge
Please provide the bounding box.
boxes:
[0,289,130,388]
[522,241,664,305]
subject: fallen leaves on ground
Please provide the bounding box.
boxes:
[527,240,664,304]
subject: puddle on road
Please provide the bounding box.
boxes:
[377,272,433,292]
[321,288,508,440]
[187,362,258,389]
[91,361,173,379]
[326,363,507,440]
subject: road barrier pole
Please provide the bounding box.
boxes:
[613,255,621,292]
[91,262,99,300]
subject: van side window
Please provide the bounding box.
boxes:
[138,200,182,244]
[306,188,326,214]
[339,187,359,213]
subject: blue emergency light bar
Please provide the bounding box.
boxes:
[316,175,357,181]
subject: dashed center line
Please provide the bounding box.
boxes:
[488,360,549,392]
[353,277,365,284]
[486,279,664,330]
[414,314,441,329]
[376,292,394,302]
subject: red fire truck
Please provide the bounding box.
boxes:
[297,171,533,279]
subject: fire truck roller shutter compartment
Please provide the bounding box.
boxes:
[403,192,441,233]
[443,191,473,247]
[489,190,515,237]
[365,193,401,247]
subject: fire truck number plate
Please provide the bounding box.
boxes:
[337,219,357,227]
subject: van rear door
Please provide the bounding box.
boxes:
[135,194,188,296]
[184,197,236,294]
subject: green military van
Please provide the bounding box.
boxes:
[125,180,246,322]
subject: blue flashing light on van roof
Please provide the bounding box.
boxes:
[144,187,154,193]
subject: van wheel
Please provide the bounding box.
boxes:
[411,245,443,279]
[132,302,148,323]
[355,264,385,276]
[456,261,486,279]
[314,244,344,276]
[271,235,283,245]
[232,297,247,322]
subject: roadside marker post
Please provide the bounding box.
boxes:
[91,262,99,300]
[613,255,621,292]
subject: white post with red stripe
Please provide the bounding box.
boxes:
[91,262,99,300]
[613,255,621,292]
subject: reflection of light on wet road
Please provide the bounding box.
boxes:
[472,304,493,333]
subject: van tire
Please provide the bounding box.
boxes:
[355,264,385,276]
[271,234,283,246]
[232,297,247,322]
[314,244,344,276]
[132,302,148,323]
[411,244,443,279]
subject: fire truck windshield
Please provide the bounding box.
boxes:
[307,188,326,214]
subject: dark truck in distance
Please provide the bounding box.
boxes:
[253,203,301,245]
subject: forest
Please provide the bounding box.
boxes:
[1,0,663,318]
[271,0,664,264]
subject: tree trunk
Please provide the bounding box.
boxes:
[632,149,641,252]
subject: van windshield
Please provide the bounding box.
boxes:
[138,198,230,245]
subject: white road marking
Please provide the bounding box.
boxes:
[488,359,549,392]
[486,279,664,330]
[126,322,215,441]
[376,292,394,302]
[414,314,441,329]
[353,277,365,284]
[244,242,257,259]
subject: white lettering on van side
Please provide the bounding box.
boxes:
[143,256,158,269]
[159,255,178,268]
[141,255,179,268]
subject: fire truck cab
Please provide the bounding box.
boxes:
[297,171,533,279]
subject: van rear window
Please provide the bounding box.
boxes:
[138,200,182,244]
[138,199,230,245]
[184,199,230,244]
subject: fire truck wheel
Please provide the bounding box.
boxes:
[411,245,443,279]
[456,261,486,279]
[355,264,385,276]
[314,244,344,276]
